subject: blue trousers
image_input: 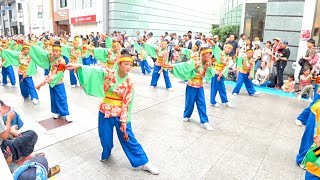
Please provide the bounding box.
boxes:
[69,70,78,85]
[49,83,69,116]
[98,112,148,167]
[44,69,50,76]
[296,112,315,165]
[184,85,209,124]
[19,75,38,100]
[150,65,172,88]
[2,66,16,85]
[306,171,320,180]
[140,60,151,75]
[210,75,228,105]
[260,80,271,87]
[82,57,92,65]
[297,85,320,125]
[232,72,256,95]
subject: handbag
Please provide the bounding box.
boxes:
[298,58,305,66]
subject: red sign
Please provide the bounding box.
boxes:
[71,15,96,24]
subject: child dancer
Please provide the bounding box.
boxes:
[36,41,70,120]
[18,43,39,105]
[67,52,159,175]
[165,47,214,130]
[232,49,260,96]
[210,44,234,108]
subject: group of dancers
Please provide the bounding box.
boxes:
[4,33,309,177]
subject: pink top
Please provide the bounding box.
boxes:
[300,75,312,88]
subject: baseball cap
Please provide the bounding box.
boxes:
[283,40,288,45]
[213,35,219,39]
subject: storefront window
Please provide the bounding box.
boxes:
[60,0,67,8]
[313,0,320,46]
[243,3,266,40]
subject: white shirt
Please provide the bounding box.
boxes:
[146,37,156,45]
[172,39,179,46]
[256,68,269,80]
[238,39,245,49]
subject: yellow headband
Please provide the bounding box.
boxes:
[70,55,76,59]
[112,42,120,47]
[52,46,61,51]
[118,56,133,63]
[246,49,253,53]
[200,48,212,55]
[224,44,233,49]
[22,44,30,49]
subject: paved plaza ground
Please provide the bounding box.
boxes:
[0,68,310,179]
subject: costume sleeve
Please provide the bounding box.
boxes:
[61,45,71,59]
[205,66,215,82]
[93,47,108,63]
[105,36,112,49]
[29,45,50,69]
[46,58,65,87]
[142,43,158,58]
[180,48,191,60]
[133,42,142,52]
[0,49,20,67]
[171,60,197,80]
[236,57,243,69]
[77,65,106,97]
[120,80,134,123]
[212,45,222,63]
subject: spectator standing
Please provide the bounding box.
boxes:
[299,39,317,76]
[239,39,253,57]
[238,34,246,49]
[275,41,290,89]
[226,34,239,59]
[261,41,273,67]
[253,41,262,73]
[185,34,192,49]
[213,35,223,50]
[164,32,171,41]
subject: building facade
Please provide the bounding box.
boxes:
[107,0,220,36]
[0,0,53,36]
[68,0,104,35]
[221,0,267,39]
[53,0,70,34]
[222,0,320,76]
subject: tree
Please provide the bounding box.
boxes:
[211,25,239,45]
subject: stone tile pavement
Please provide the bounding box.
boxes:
[0,68,309,179]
